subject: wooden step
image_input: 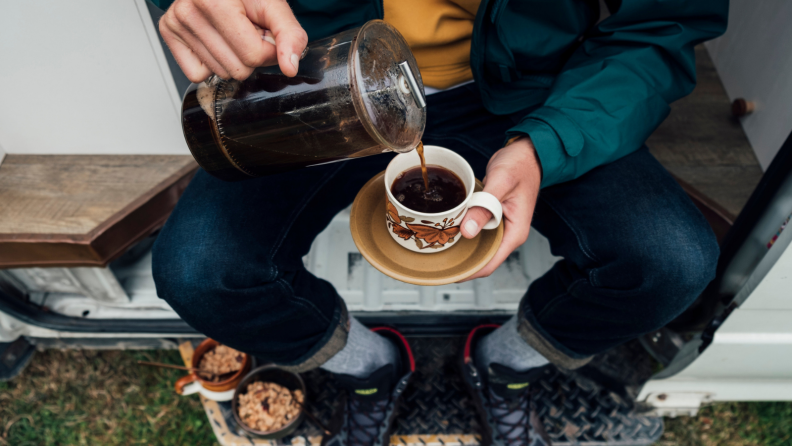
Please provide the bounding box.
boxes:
[0,155,197,268]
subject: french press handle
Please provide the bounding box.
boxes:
[398,61,427,109]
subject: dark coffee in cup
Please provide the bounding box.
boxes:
[391,165,467,213]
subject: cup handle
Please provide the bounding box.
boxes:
[175,374,198,395]
[467,192,503,230]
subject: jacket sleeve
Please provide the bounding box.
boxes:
[507,0,729,188]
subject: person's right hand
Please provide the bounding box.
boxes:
[159,0,308,82]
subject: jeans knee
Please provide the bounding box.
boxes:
[626,225,719,331]
[151,233,278,312]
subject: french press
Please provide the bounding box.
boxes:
[181,20,427,181]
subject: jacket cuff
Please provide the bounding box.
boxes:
[507,106,584,188]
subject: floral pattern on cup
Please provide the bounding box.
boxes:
[387,199,463,250]
[384,145,502,254]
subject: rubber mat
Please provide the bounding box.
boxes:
[182,338,663,446]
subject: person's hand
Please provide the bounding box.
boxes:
[159,0,308,82]
[458,136,542,281]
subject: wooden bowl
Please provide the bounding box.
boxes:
[174,338,252,395]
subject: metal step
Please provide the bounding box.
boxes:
[195,338,663,446]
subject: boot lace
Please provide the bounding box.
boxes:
[485,387,532,446]
[345,396,390,446]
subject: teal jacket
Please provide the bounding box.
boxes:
[158,0,729,187]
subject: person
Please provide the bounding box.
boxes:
[151,0,728,444]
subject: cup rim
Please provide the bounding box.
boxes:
[385,145,474,217]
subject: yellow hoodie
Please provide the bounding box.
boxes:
[384,0,480,89]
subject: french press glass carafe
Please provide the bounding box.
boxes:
[181,20,427,181]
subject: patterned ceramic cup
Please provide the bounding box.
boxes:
[385,145,502,253]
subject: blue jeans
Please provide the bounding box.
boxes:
[152,84,719,371]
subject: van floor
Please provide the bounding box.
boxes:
[648,45,764,219]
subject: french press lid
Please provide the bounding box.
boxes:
[350,20,426,153]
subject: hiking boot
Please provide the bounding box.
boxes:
[461,324,552,446]
[322,327,414,446]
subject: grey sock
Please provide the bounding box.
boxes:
[320,317,398,378]
[475,315,549,372]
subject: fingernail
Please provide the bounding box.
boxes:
[465,220,479,237]
[262,35,276,45]
[290,53,299,72]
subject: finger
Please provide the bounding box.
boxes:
[252,0,308,77]
[255,28,279,64]
[193,0,277,70]
[262,29,277,47]
[458,215,531,282]
[176,4,260,80]
[177,26,233,79]
[461,206,494,239]
[164,11,232,79]
[160,18,212,82]
[459,168,516,238]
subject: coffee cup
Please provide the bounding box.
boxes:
[174,338,252,402]
[385,145,502,253]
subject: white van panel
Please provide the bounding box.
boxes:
[706,0,792,169]
[306,206,560,312]
[735,215,792,310]
[0,0,188,155]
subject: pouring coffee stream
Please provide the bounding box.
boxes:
[416,142,430,192]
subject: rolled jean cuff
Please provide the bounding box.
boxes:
[517,299,592,370]
[276,297,350,373]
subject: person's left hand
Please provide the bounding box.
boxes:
[458,136,542,282]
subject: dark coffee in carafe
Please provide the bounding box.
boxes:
[181,21,426,181]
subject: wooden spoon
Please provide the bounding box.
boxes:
[137,360,221,379]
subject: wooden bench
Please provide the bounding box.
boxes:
[0,155,197,268]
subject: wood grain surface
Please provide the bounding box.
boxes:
[0,155,197,267]
[648,45,764,218]
[0,155,194,235]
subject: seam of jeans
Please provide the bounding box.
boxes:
[534,277,587,321]
[268,162,347,260]
[539,195,601,264]
[276,297,350,372]
[518,299,592,367]
[275,278,333,325]
[589,268,600,288]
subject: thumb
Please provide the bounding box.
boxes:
[460,165,514,239]
[461,206,494,239]
[255,0,308,77]
[272,27,308,77]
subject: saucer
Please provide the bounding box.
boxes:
[350,171,503,286]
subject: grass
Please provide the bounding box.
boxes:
[2,350,792,445]
[662,402,792,446]
[0,350,216,446]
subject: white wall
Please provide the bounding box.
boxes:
[0,0,188,155]
[706,0,792,170]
